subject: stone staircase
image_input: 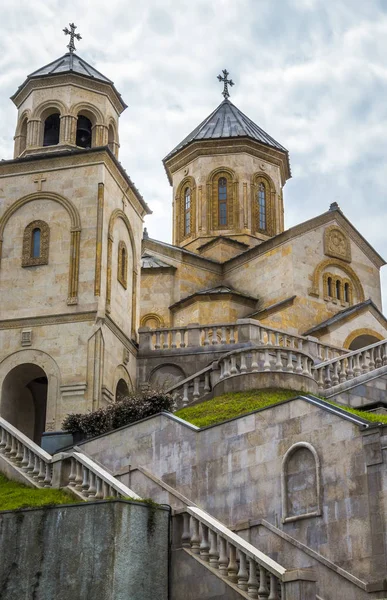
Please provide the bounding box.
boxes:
[0,415,317,600]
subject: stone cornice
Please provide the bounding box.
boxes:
[163,137,291,187]
[0,311,96,330]
[12,73,126,113]
[0,147,151,217]
[104,315,138,356]
[223,209,386,273]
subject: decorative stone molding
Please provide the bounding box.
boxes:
[324,225,351,262]
[106,209,137,325]
[251,172,276,236]
[21,329,32,347]
[308,258,364,302]
[0,191,81,305]
[22,220,50,267]
[117,240,128,289]
[343,328,384,349]
[175,175,196,243]
[281,442,322,523]
[206,166,238,231]
[140,313,165,328]
[0,311,96,330]
[94,183,104,296]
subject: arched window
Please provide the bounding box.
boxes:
[22,221,50,267]
[184,188,191,235]
[282,442,321,523]
[258,182,267,230]
[32,228,41,258]
[43,113,60,146]
[19,118,28,155]
[117,241,128,289]
[327,276,333,298]
[76,115,92,148]
[218,177,228,226]
[335,279,341,300]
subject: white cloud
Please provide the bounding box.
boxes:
[1,0,387,307]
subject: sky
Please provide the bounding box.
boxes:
[1,0,387,305]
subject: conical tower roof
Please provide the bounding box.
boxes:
[164,98,288,161]
[11,53,126,109]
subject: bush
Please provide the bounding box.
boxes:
[62,389,175,438]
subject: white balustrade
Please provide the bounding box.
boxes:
[67,451,141,501]
[182,506,285,599]
[313,338,387,392]
[0,417,53,487]
[167,365,213,408]
[218,346,315,382]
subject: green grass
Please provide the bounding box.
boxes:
[175,388,387,428]
[0,473,76,511]
[175,388,300,427]
[325,400,387,424]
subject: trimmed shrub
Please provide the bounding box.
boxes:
[62,389,175,438]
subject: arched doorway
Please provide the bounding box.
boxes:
[116,378,129,402]
[1,364,48,444]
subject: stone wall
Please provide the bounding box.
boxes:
[0,500,169,600]
[80,398,387,584]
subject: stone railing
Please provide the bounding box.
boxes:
[180,506,316,599]
[0,416,141,500]
[218,346,315,382]
[0,416,53,487]
[139,319,345,361]
[139,323,239,351]
[167,365,214,407]
[313,338,387,392]
[67,451,141,500]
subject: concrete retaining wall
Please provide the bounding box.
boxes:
[0,500,169,600]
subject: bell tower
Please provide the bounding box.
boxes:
[163,70,291,260]
[0,26,150,440]
[12,23,124,159]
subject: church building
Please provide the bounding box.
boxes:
[0,28,386,438]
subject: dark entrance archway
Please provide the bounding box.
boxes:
[1,364,48,444]
[349,334,382,351]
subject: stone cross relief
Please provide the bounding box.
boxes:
[34,175,46,191]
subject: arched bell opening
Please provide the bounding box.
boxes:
[76,115,92,148]
[19,117,28,154]
[108,124,115,152]
[1,363,48,444]
[43,113,60,146]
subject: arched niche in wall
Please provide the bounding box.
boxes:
[281,442,322,523]
[149,363,186,390]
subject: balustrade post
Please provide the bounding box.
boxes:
[199,523,210,562]
[237,550,248,590]
[240,352,247,373]
[183,384,189,407]
[324,365,332,388]
[369,348,375,370]
[286,352,294,372]
[220,326,227,345]
[230,326,236,344]
[295,353,303,375]
[230,355,238,375]
[204,372,211,393]
[218,537,228,576]
[275,350,283,371]
[203,328,210,346]
[180,329,187,348]
[193,377,200,399]
[171,330,177,349]
[190,517,200,554]
[251,351,259,372]
[347,356,354,379]
[247,558,259,598]
[268,574,279,600]
[74,461,83,490]
[0,428,6,452]
[338,359,347,383]
[258,565,269,599]
[154,331,161,350]
[187,323,201,347]
[263,349,271,371]
[354,354,362,377]
[81,466,90,494]
[227,544,238,582]
[95,477,103,499]
[209,530,219,568]
[223,358,231,378]
[375,346,382,368]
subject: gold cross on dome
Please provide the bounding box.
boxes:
[63,23,82,54]
[217,69,234,99]
[34,174,46,191]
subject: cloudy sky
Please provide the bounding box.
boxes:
[1,0,387,305]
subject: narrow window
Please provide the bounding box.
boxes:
[32,228,41,258]
[327,276,332,297]
[344,282,350,303]
[117,241,128,289]
[336,279,341,300]
[43,113,60,146]
[184,187,191,235]
[258,182,266,230]
[218,177,227,226]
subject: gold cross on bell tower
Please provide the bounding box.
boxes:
[217,69,234,100]
[63,23,82,54]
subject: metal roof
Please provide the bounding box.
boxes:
[303,299,387,336]
[164,98,287,161]
[27,53,113,83]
